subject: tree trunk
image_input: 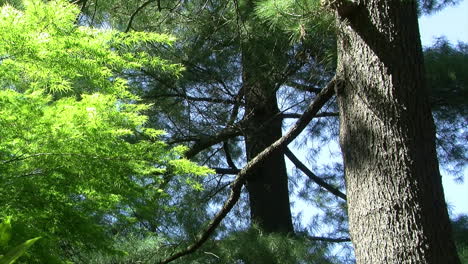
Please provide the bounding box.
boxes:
[237,0,294,234]
[243,75,294,234]
[332,0,460,263]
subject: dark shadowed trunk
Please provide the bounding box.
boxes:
[243,71,294,234]
[238,0,294,234]
[331,0,460,262]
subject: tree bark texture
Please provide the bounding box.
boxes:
[334,1,460,263]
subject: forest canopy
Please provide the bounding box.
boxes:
[0,0,466,263]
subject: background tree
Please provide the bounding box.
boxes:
[74,0,467,263]
[77,0,345,240]
[424,38,468,179]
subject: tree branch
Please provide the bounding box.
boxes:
[285,148,347,201]
[158,77,337,264]
[287,81,323,94]
[185,126,243,159]
[155,93,239,105]
[281,112,338,119]
[321,0,360,18]
[223,141,238,170]
[307,236,351,243]
[125,0,156,33]
[212,167,240,175]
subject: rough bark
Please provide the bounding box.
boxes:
[332,0,460,263]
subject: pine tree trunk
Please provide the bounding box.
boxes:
[243,76,294,233]
[238,0,294,234]
[333,0,460,262]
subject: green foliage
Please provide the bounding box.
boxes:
[254,0,336,70]
[425,38,468,113]
[173,227,337,264]
[0,238,42,264]
[418,0,461,14]
[255,0,333,38]
[452,215,468,263]
[0,219,41,264]
[0,0,182,96]
[72,234,165,263]
[424,38,468,178]
[78,227,337,264]
[0,0,211,262]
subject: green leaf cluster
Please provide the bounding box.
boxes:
[0,218,41,264]
[0,0,211,262]
[452,215,468,263]
[254,0,333,41]
[0,0,182,96]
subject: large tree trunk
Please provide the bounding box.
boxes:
[332,0,460,262]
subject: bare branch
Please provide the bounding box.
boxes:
[307,236,351,243]
[185,126,243,159]
[156,93,239,105]
[212,167,240,175]
[158,77,337,264]
[281,112,338,119]
[287,81,323,94]
[285,148,347,201]
[125,0,155,33]
[223,141,238,170]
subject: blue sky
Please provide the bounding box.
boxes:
[418,0,468,216]
[419,0,468,47]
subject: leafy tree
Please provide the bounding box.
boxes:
[0,217,41,264]
[0,0,211,262]
[77,0,343,237]
[452,215,468,262]
[2,0,465,263]
[424,39,468,178]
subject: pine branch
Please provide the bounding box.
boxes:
[125,0,157,32]
[307,236,351,243]
[155,93,239,105]
[285,148,347,201]
[158,77,337,264]
[185,126,243,159]
[212,167,240,175]
[281,112,338,119]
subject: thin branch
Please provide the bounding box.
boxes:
[158,77,337,264]
[281,112,338,119]
[155,93,239,105]
[125,0,155,33]
[212,167,240,175]
[307,236,351,243]
[223,141,238,170]
[287,81,323,94]
[285,148,347,201]
[201,180,232,204]
[185,125,243,159]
